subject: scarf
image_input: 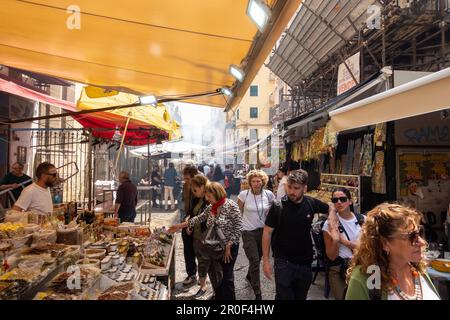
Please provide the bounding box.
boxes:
[211,197,226,216]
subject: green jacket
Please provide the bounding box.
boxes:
[345,265,440,300]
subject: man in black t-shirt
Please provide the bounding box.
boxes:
[262,169,337,300]
[0,162,32,206]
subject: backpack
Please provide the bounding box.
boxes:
[312,213,365,267]
[270,195,315,247]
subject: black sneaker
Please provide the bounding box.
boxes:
[183,275,197,286]
[255,293,262,300]
[194,288,207,299]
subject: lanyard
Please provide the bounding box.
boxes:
[253,191,265,222]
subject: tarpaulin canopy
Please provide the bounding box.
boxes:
[74,112,169,146]
[329,67,450,133]
[0,77,76,111]
[74,86,181,146]
[0,0,300,109]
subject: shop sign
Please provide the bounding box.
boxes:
[337,52,360,95]
[395,111,450,146]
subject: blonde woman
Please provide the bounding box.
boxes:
[169,182,242,300]
[345,203,440,300]
[237,169,275,300]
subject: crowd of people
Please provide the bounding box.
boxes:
[166,163,441,301]
[0,160,442,301]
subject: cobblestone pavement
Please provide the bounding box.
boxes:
[151,206,332,300]
[172,230,332,301]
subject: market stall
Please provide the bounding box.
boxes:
[0,205,177,300]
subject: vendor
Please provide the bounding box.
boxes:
[0,162,32,206]
[12,162,57,215]
[114,171,138,223]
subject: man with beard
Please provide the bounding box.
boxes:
[262,169,337,300]
[13,162,58,215]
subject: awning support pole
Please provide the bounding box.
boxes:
[147,141,152,226]
[87,129,93,210]
[114,116,131,173]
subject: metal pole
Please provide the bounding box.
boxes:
[147,141,151,226]
[114,117,131,172]
[440,21,446,70]
[8,90,221,124]
[87,130,93,210]
[359,29,364,82]
[382,21,386,67]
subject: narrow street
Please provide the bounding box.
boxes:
[172,232,330,300]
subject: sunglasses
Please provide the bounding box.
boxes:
[389,226,425,245]
[331,196,348,203]
[44,172,58,177]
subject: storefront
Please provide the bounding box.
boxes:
[328,67,450,246]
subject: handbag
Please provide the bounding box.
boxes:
[201,218,226,259]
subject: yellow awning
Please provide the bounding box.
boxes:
[0,0,300,108]
[77,86,181,139]
[329,68,450,133]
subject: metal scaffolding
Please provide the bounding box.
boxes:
[268,0,450,123]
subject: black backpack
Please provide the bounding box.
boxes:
[270,195,315,247]
[312,213,365,266]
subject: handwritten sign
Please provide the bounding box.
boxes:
[337,52,360,95]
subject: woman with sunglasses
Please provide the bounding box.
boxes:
[345,203,440,300]
[322,187,364,300]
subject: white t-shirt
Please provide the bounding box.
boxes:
[387,275,440,300]
[14,183,53,214]
[323,213,363,259]
[238,189,275,231]
[203,165,210,176]
[276,176,287,201]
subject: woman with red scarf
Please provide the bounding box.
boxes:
[169,182,242,300]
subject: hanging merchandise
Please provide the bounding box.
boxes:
[300,139,308,160]
[374,123,387,147]
[330,149,336,173]
[291,141,301,162]
[323,121,338,148]
[344,140,355,174]
[336,156,344,174]
[352,138,362,175]
[372,150,386,194]
[309,127,326,159]
[359,133,373,176]
[279,148,286,164]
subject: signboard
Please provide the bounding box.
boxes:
[337,52,360,95]
[395,111,450,146]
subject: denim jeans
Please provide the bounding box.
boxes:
[274,258,312,300]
